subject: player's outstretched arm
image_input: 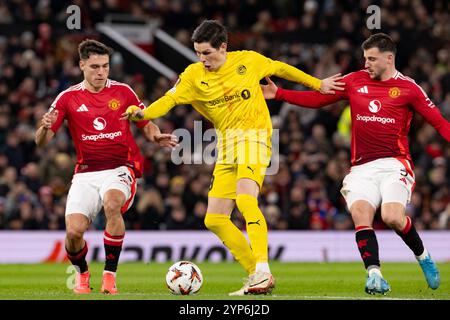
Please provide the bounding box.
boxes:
[277,87,344,108]
[262,77,345,108]
[270,60,345,94]
[141,121,179,148]
[413,101,450,142]
[425,111,450,142]
[122,95,177,121]
[35,110,57,147]
[408,84,450,142]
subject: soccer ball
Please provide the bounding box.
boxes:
[165,261,203,295]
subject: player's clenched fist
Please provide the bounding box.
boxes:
[121,105,144,121]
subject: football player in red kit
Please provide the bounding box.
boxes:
[35,39,177,294]
[262,33,448,295]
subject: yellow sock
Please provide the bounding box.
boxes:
[204,213,256,275]
[236,194,268,263]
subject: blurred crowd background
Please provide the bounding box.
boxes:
[0,0,449,231]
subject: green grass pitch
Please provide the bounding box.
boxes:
[0,262,448,300]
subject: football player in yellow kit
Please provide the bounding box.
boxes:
[123,20,344,295]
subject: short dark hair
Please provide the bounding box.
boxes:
[191,20,227,49]
[362,33,397,54]
[78,39,113,60]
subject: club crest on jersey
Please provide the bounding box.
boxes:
[236,65,247,75]
[108,99,121,110]
[388,87,401,98]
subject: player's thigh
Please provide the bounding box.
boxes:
[208,163,238,200]
[65,213,90,236]
[348,200,377,227]
[380,201,406,229]
[236,142,271,196]
[379,161,414,206]
[340,166,381,211]
[207,197,235,215]
[236,163,266,197]
[236,178,260,198]
[103,189,127,217]
[66,175,102,223]
[100,166,137,213]
[380,182,409,227]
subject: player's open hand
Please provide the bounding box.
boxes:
[154,133,179,148]
[320,73,345,94]
[121,105,144,121]
[260,77,279,100]
[41,110,58,129]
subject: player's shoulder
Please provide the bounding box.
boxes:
[108,79,135,93]
[229,50,265,67]
[183,62,203,77]
[52,82,83,105]
[59,82,84,96]
[392,71,418,86]
[229,50,260,59]
[391,71,425,93]
[228,50,251,55]
[344,69,368,80]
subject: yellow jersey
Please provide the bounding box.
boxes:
[142,50,321,147]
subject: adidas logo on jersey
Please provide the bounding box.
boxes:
[77,104,89,112]
[357,86,368,94]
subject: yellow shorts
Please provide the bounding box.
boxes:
[208,141,271,199]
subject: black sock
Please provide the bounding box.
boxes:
[395,216,424,256]
[355,227,380,269]
[104,231,124,272]
[66,242,88,273]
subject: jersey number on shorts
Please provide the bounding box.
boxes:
[118,171,132,187]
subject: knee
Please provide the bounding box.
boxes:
[381,202,407,231]
[66,225,85,241]
[349,201,375,227]
[204,213,228,231]
[236,194,258,213]
[103,198,123,217]
[382,214,403,230]
[350,208,366,224]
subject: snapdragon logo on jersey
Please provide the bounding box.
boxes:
[81,117,122,141]
[93,117,106,130]
[356,99,396,124]
[368,99,381,113]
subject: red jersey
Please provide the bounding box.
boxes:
[276,70,450,166]
[50,79,149,177]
